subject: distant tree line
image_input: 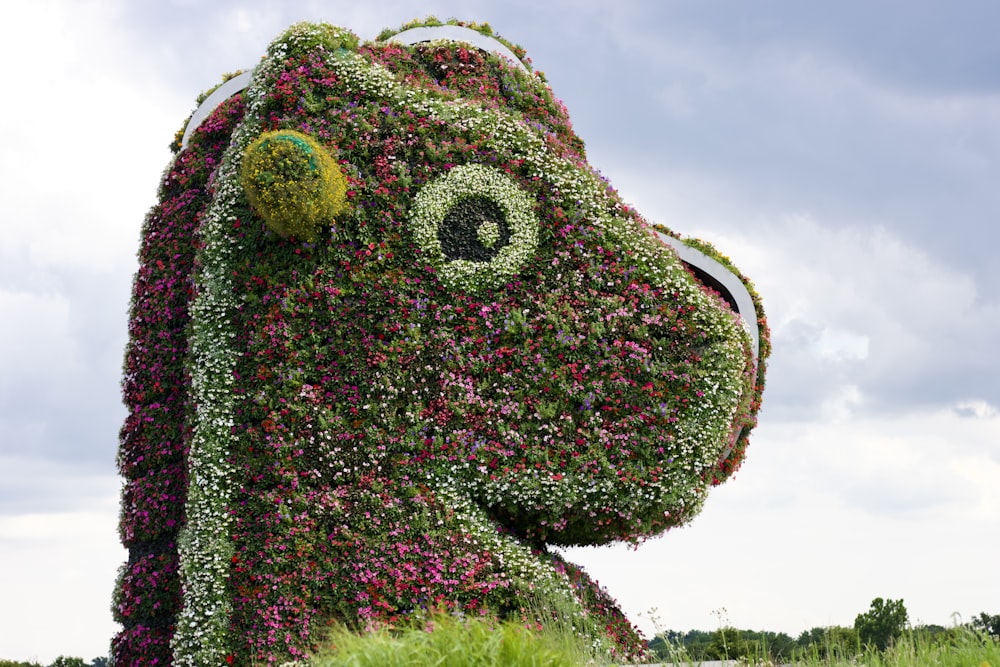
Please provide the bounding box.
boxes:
[648,600,999,663]
[0,657,106,667]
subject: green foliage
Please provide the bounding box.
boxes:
[47,659,86,667]
[648,629,710,661]
[705,626,750,660]
[650,627,796,663]
[309,613,590,666]
[972,611,1000,639]
[0,658,106,667]
[855,597,909,651]
[172,70,251,153]
[378,15,444,40]
[653,622,1000,667]
[240,130,348,240]
[795,626,861,661]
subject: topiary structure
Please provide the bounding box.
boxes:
[113,19,770,666]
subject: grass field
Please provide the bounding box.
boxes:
[653,625,999,667]
[3,620,996,666]
[302,617,1000,667]
[790,628,998,667]
[304,613,598,667]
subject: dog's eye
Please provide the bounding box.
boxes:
[410,164,538,291]
[438,195,511,261]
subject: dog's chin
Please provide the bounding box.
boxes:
[464,465,690,548]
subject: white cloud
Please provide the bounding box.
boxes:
[0,501,125,664]
[0,0,172,472]
[0,463,123,662]
[953,399,998,420]
[819,383,864,421]
[0,1,185,275]
[0,291,77,382]
[585,165,1000,411]
[567,404,1000,638]
[0,507,115,541]
[812,328,869,363]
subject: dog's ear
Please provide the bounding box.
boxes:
[240,130,349,241]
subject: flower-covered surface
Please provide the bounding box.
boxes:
[114,88,247,665]
[113,18,769,667]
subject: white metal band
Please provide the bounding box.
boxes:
[389,25,529,71]
[656,231,760,360]
[180,70,254,149]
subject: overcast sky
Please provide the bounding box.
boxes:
[1,0,998,663]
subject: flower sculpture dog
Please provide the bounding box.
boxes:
[113,19,769,666]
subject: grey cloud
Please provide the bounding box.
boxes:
[556,4,1000,295]
[0,266,128,471]
[535,2,1000,420]
[0,457,119,515]
[628,1,1000,94]
[701,215,1000,419]
[839,469,973,518]
[111,0,510,94]
[755,322,868,422]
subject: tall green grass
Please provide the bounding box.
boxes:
[3,624,994,667]
[302,621,1000,667]
[794,626,999,667]
[305,613,603,667]
[654,625,999,667]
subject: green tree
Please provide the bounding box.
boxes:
[971,612,1000,639]
[678,629,713,660]
[796,625,860,659]
[48,658,86,667]
[796,626,826,648]
[854,597,908,651]
[705,627,756,661]
[758,631,797,661]
[913,623,964,644]
[648,629,716,661]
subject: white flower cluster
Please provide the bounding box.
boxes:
[170,26,295,667]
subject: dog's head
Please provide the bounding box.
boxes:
[179,21,768,549]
